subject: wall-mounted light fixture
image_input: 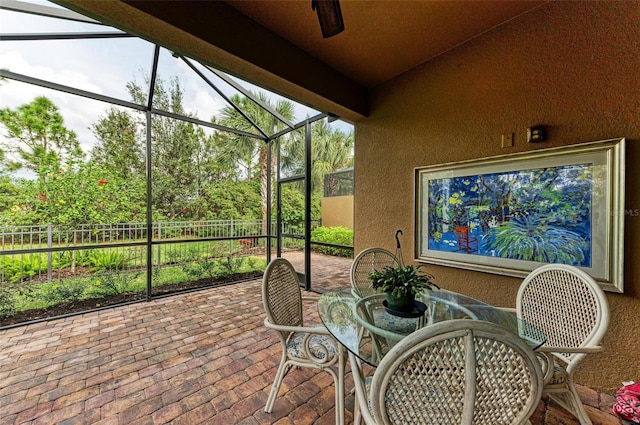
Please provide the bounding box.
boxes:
[527,125,546,143]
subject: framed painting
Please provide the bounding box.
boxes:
[414,138,625,292]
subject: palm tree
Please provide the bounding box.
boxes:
[215,92,295,234]
[280,119,354,195]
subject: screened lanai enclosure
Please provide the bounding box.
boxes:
[0,0,354,327]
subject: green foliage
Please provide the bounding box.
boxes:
[488,216,587,264]
[90,107,145,180]
[54,250,92,269]
[0,280,36,318]
[311,226,353,257]
[369,265,437,298]
[129,76,210,221]
[2,159,146,226]
[219,256,245,275]
[203,180,262,220]
[1,254,45,283]
[88,272,139,297]
[39,281,87,304]
[182,255,259,280]
[182,258,224,280]
[90,250,125,271]
[0,90,352,227]
[279,185,321,230]
[279,120,354,198]
[0,96,83,173]
[0,286,16,318]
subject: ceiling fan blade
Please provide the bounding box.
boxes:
[311,0,344,38]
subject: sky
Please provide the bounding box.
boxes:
[0,0,353,175]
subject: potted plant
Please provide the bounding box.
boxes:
[369,264,438,313]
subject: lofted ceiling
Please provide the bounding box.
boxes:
[59,0,548,120]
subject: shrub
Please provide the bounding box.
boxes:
[88,272,139,297]
[182,258,224,280]
[39,281,87,304]
[311,226,353,257]
[0,286,16,318]
[219,256,245,275]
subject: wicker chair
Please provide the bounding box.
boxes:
[261,258,346,424]
[516,264,610,425]
[350,319,544,425]
[350,248,400,299]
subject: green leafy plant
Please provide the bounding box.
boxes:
[54,250,92,269]
[311,226,353,257]
[1,255,45,283]
[0,281,37,318]
[219,256,244,275]
[182,258,223,280]
[369,264,437,298]
[89,272,139,297]
[39,281,87,304]
[90,250,125,271]
[0,286,16,318]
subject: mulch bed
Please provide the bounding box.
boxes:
[0,271,263,328]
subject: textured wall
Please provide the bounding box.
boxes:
[321,196,354,229]
[355,1,640,393]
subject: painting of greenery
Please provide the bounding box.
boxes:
[426,164,592,267]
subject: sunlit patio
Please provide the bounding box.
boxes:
[0,253,624,425]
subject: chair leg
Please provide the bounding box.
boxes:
[353,394,363,425]
[565,383,594,425]
[546,383,594,425]
[334,349,346,425]
[264,352,290,413]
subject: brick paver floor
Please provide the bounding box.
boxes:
[0,253,625,424]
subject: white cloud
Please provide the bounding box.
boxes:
[0,50,103,94]
[191,90,226,121]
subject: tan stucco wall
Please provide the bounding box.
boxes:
[321,196,354,229]
[355,1,640,393]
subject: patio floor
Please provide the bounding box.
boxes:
[0,253,625,424]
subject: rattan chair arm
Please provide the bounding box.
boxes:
[301,295,320,302]
[263,317,331,335]
[536,351,555,384]
[536,345,604,354]
[496,306,517,314]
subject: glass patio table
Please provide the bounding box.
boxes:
[317,288,547,367]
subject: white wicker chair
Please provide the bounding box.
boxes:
[261,258,346,424]
[516,264,610,425]
[350,248,400,299]
[350,319,544,425]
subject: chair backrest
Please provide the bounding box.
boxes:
[371,320,543,425]
[517,264,610,369]
[350,248,400,298]
[262,258,303,330]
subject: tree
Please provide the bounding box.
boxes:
[280,120,354,196]
[127,76,209,220]
[0,150,20,223]
[216,92,295,233]
[0,96,83,174]
[90,107,146,180]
